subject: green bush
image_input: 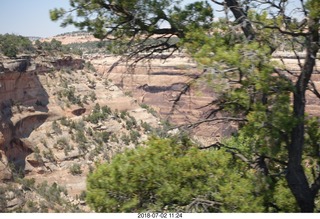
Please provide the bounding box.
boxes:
[120,133,131,145]
[36,181,67,204]
[86,136,265,212]
[0,34,34,57]
[34,38,74,54]
[33,146,43,162]
[75,130,87,143]
[70,163,82,175]
[89,91,97,102]
[61,86,82,106]
[129,130,141,144]
[85,103,110,124]
[60,117,70,126]
[42,149,55,162]
[52,120,62,134]
[141,121,153,132]
[140,103,158,117]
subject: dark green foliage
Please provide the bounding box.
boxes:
[18,178,36,190]
[52,120,62,135]
[110,133,119,143]
[0,37,77,57]
[60,86,82,106]
[120,133,131,145]
[101,105,112,115]
[1,43,17,57]
[125,115,137,130]
[60,117,71,127]
[89,91,97,102]
[0,186,7,211]
[140,104,157,117]
[68,41,110,55]
[86,137,265,212]
[78,142,88,153]
[75,130,87,143]
[181,8,320,211]
[26,200,39,212]
[120,110,127,119]
[92,131,111,146]
[84,62,97,72]
[33,146,43,163]
[56,137,68,147]
[37,181,68,204]
[34,38,76,54]
[0,34,34,57]
[85,103,111,124]
[99,131,111,142]
[141,121,152,133]
[79,191,87,201]
[69,163,82,175]
[129,130,141,144]
[153,120,173,138]
[72,119,86,132]
[42,149,56,162]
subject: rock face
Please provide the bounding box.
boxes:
[0,150,11,181]
[3,58,30,72]
[0,55,85,182]
[0,53,159,212]
[51,56,84,70]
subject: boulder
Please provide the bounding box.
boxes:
[3,59,30,72]
[0,151,12,182]
[0,62,5,73]
[6,197,23,210]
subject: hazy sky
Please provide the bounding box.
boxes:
[0,0,302,38]
[0,0,77,37]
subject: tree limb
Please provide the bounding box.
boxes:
[184,117,247,129]
[308,80,320,99]
[220,0,256,40]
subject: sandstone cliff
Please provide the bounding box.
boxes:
[0,53,159,212]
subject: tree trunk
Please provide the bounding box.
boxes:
[286,89,314,212]
[222,0,320,212]
[223,0,255,40]
[285,17,319,212]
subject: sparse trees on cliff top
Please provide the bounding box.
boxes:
[0,34,82,57]
[0,34,34,57]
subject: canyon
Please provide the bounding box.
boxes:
[0,32,320,212]
[0,51,159,212]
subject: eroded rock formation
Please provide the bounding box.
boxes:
[0,52,160,212]
[0,55,84,182]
